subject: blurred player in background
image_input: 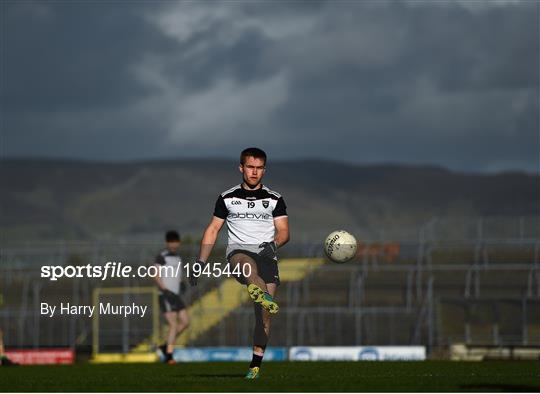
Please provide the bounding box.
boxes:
[191,147,289,379]
[153,230,189,364]
[0,329,18,366]
[0,295,18,366]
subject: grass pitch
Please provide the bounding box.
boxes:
[1,361,540,392]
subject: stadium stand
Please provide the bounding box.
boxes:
[1,217,539,360]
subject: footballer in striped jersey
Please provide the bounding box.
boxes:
[193,147,289,379]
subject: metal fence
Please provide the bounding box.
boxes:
[1,216,539,354]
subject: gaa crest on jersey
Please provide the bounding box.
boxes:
[262,200,269,208]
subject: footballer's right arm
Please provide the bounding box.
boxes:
[152,255,167,291]
[152,265,167,291]
[190,195,227,286]
[198,216,225,262]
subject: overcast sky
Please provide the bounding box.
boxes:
[3,0,539,173]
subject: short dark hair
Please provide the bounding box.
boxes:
[240,147,267,165]
[165,230,180,242]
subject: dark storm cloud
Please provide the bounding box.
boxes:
[4,1,179,158]
[4,2,178,111]
[3,0,539,172]
[160,27,277,93]
[266,1,539,171]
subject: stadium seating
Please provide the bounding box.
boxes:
[1,239,539,354]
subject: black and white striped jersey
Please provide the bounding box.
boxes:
[213,184,287,254]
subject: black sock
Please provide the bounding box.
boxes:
[249,353,264,368]
[160,343,173,361]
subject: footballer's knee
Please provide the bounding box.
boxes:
[183,316,190,328]
[179,317,190,330]
[177,311,189,329]
[233,254,257,277]
[244,261,258,279]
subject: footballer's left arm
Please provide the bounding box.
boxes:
[274,216,290,248]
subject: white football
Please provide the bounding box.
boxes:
[324,230,357,263]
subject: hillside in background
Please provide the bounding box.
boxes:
[1,159,539,243]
